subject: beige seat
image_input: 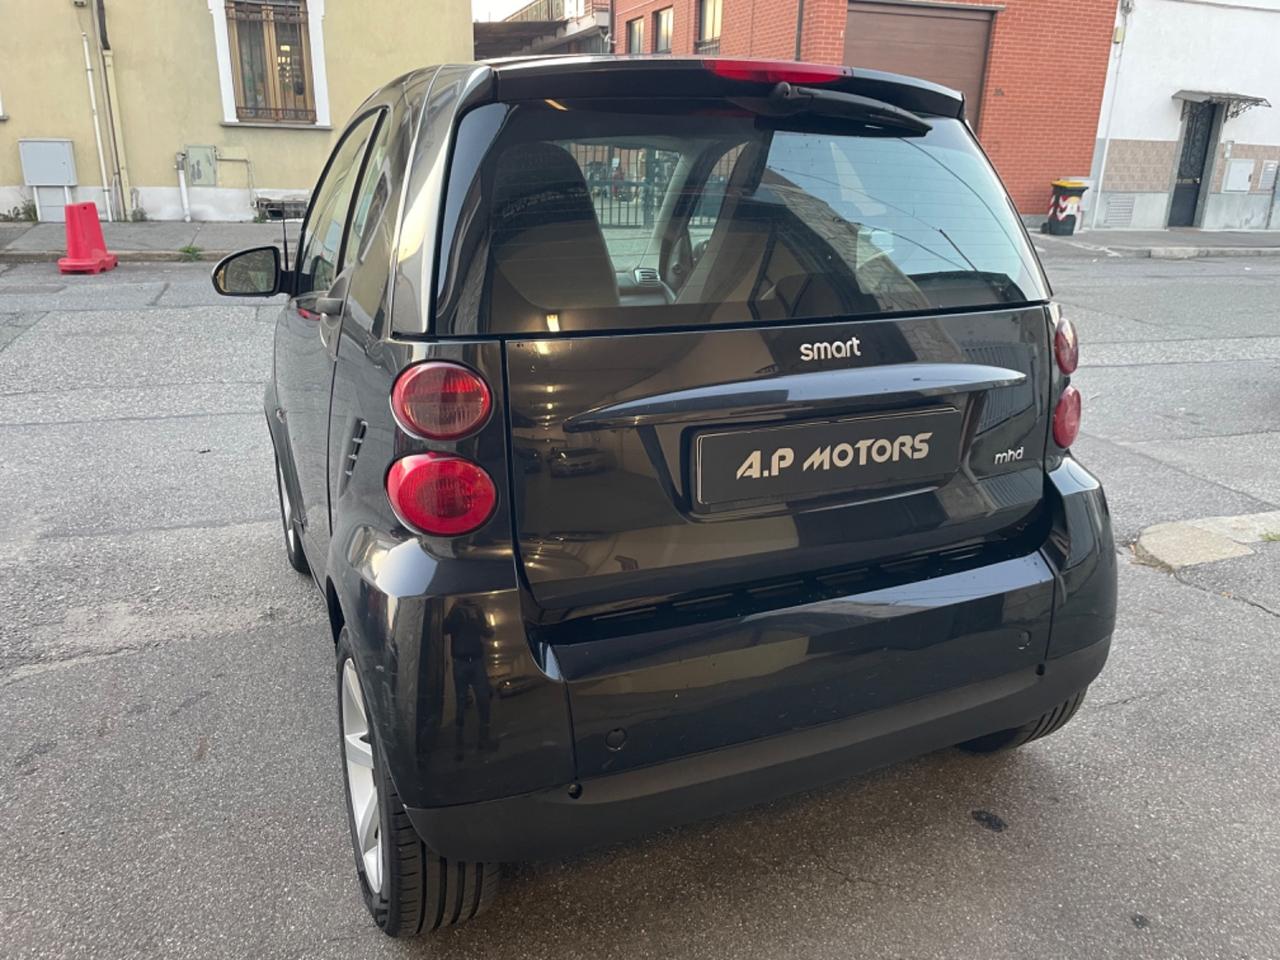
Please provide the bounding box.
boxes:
[487,142,619,323]
[677,150,880,322]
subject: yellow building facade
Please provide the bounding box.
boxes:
[0,0,472,221]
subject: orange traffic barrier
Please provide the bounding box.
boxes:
[58,202,118,274]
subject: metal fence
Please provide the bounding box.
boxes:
[568,143,737,230]
[505,0,566,22]
[591,180,655,228]
[570,145,664,229]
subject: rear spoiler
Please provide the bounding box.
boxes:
[481,56,965,121]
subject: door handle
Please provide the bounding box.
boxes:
[315,296,344,360]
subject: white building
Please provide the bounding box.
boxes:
[1090,0,1280,231]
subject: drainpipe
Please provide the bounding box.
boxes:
[1267,169,1278,230]
[794,0,806,60]
[81,32,114,221]
[93,0,132,220]
[175,152,192,223]
[1090,0,1133,231]
[99,50,132,219]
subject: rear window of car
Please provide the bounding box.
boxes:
[434,99,1048,336]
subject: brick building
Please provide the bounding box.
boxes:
[612,0,1118,216]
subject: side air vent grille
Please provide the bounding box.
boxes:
[339,420,367,494]
[634,266,661,286]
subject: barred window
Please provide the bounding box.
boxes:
[226,0,316,123]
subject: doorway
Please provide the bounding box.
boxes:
[1168,100,1219,227]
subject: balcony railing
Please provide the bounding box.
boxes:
[694,38,721,54]
[505,0,564,21]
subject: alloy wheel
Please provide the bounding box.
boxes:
[341,659,382,894]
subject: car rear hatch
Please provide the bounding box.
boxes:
[431,58,1057,772]
[503,307,1049,612]
[435,61,1053,615]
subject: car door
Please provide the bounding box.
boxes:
[276,110,382,567]
[324,105,399,516]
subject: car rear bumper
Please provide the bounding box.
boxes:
[336,455,1115,862]
[407,633,1109,863]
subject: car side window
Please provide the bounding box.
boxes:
[343,114,392,275]
[340,110,398,329]
[295,112,380,297]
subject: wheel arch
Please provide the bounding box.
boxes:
[264,393,306,536]
[326,577,345,645]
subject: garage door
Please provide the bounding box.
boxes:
[844,2,992,127]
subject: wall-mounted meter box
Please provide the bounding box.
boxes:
[185,146,218,188]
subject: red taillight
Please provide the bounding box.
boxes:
[391,362,492,441]
[1054,316,1079,375]
[386,453,497,537]
[1053,385,1082,448]
[704,58,849,85]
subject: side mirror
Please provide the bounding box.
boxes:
[211,246,282,297]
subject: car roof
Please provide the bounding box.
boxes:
[373,55,962,120]
[424,56,965,120]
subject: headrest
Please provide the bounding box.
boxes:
[488,143,619,311]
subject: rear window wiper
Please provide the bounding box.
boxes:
[739,81,933,136]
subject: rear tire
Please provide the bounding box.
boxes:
[336,629,500,937]
[273,453,310,575]
[957,687,1088,754]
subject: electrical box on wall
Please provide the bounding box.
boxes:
[19,138,77,187]
[1224,158,1255,193]
[18,138,78,222]
[184,146,218,188]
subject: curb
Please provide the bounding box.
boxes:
[1145,246,1280,260]
[0,250,229,264]
[1039,236,1280,260]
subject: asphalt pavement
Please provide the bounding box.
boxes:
[2,252,1279,959]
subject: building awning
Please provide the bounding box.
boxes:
[1173,89,1272,120]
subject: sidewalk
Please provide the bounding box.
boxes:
[4,218,1280,264]
[1035,227,1280,260]
[0,220,300,263]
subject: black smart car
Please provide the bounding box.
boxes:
[213,56,1115,937]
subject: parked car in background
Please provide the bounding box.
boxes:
[548,447,612,477]
[212,55,1115,938]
